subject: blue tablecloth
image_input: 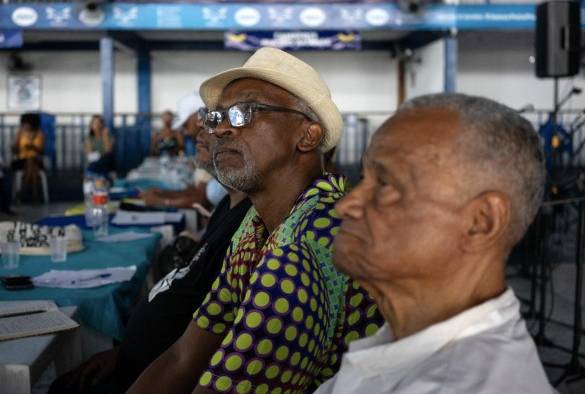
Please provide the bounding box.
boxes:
[114,178,181,192]
[0,227,161,341]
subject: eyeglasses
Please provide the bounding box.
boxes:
[196,107,208,121]
[205,102,313,133]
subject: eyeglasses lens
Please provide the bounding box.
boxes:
[228,104,251,127]
[205,111,222,130]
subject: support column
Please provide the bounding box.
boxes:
[137,48,151,116]
[137,48,152,158]
[100,37,115,132]
[443,34,458,93]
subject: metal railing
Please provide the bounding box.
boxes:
[4,108,582,183]
[0,112,375,181]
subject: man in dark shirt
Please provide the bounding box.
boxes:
[49,105,251,394]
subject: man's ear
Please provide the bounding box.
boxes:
[460,191,511,253]
[297,123,324,152]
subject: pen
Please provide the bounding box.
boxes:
[70,273,112,284]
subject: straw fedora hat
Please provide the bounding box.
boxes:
[199,47,342,152]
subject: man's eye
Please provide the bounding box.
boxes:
[376,184,400,204]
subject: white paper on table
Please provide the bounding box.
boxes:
[0,309,79,341]
[112,210,184,225]
[32,266,137,289]
[96,231,153,243]
[112,210,166,225]
[164,212,184,223]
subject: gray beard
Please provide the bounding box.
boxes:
[213,139,261,193]
[194,156,216,177]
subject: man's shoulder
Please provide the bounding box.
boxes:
[398,326,554,394]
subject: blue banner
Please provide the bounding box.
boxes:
[0,29,22,48]
[225,31,361,51]
[0,3,581,31]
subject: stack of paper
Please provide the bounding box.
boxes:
[111,210,184,225]
[96,231,154,243]
[0,300,79,341]
[33,266,137,289]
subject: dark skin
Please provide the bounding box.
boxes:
[12,122,44,200]
[334,107,509,340]
[128,78,325,394]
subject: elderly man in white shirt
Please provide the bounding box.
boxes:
[316,93,556,394]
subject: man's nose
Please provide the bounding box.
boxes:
[212,120,236,138]
[336,188,366,220]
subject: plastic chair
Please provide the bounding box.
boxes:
[12,165,50,203]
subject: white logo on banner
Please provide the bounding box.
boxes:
[235,7,261,27]
[79,8,105,26]
[46,7,71,25]
[365,8,390,26]
[12,7,38,27]
[267,7,294,25]
[340,9,363,25]
[300,7,326,27]
[114,7,138,25]
[202,7,228,25]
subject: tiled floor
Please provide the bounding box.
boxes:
[6,202,585,393]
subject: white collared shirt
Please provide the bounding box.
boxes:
[315,289,556,394]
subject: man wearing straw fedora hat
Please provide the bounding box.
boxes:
[130,48,382,394]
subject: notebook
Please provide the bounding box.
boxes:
[0,300,79,341]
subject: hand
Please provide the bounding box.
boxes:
[77,348,119,391]
[49,348,119,393]
[192,203,211,218]
[140,190,162,206]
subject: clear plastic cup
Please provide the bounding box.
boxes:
[50,235,68,262]
[2,241,20,269]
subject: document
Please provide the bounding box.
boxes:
[96,231,154,243]
[0,300,56,318]
[111,210,184,225]
[33,266,137,289]
[0,301,78,341]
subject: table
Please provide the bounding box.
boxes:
[0,306,81,394]
[123,156,193,191]
[0,227,161,342]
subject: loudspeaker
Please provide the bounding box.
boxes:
[535,0,581,78]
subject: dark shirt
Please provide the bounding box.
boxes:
[113,195,251,390]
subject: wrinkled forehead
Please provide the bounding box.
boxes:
[219,78,298,107]
[364,108,461,172]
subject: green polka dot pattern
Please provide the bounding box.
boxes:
[193,174,383,393]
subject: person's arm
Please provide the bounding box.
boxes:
[30,132,44,155]
[128,321,223,394]
[150,132,159,156]
[104,129,114,153]
[84,139,92,155]
[176,131,185,153]
[11,131,21,154]
[190,244,334,393]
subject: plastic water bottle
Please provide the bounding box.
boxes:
[91,180,109,238]
[83,174,96,227]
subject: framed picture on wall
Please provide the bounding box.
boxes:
[7,74,41,111]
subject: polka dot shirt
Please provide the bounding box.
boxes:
[193,174,384,393]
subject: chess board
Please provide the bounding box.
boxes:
[0,222,84,255]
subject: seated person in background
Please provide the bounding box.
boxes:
[150,110,184,157]
[129,47,383,394]
[85,114,115,176]
[315,93,555,394]
[48,125,251,394]
[140,96,227,211]
[11,113,44,201]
